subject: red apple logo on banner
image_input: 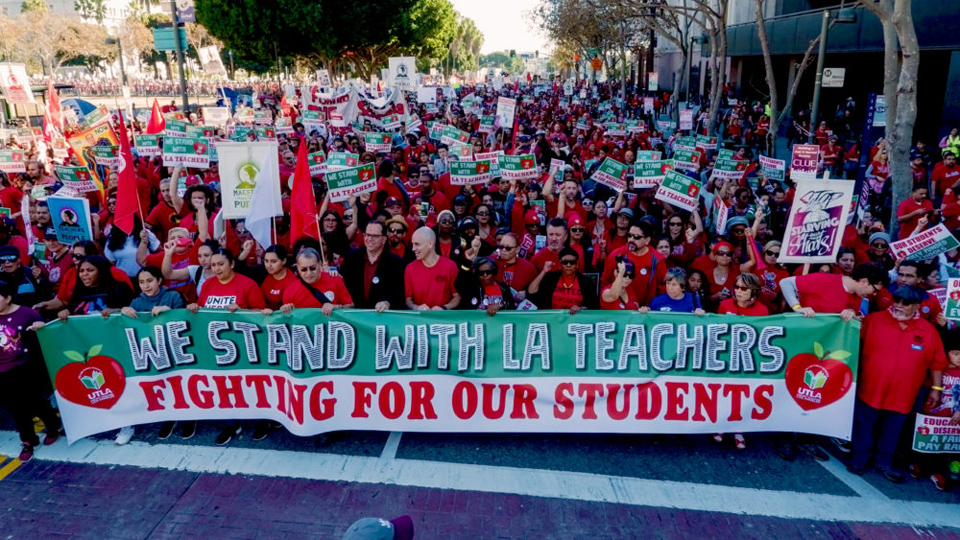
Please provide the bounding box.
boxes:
[382,135,392,144]
[76,170,89,181]
[687,183,700,197]
[520,158,534,169]
[12,152,21,161]
[917,426,931,436]
[193,142,207,154]
[359,167,373,181]
[312,154,325,164]
[784,342,853,411]
[477,162,489,174]
[346,157,357,166]
[54,345,126,410]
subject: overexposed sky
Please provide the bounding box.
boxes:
[451,0,553,55]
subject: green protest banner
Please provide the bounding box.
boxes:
[695,135,718,150]
[712,158,748,181]
[945,278,960,322]
[889,223,960,262]
[37,310,861,443]
[672,149,702,172]
[590,157,629,192]
[90,146,121,169]
[675,137,697,151]
[134,134,161,157]
[186,124,215,138]
[440,125,470,146]
[912,414,960,453]
[164,119,188,137]
[54,166,99,193]
[327,151,359,172]
[326,163,376,202]
[474,151,502,179]
[478,115,496,134]
[636,151,662,161]
[0,149,26,173]
[308,150,327,176]
[501,154,539,181]
[656,169,702,212]
[162,137,211,169]
[428,122,446,141]
[301,111,325,134]
[633,161,673,189]
[254,126,277,140]
[449,160,493,185]
[717,149,735,161]
[364,132,394,153]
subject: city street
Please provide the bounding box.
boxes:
[1,415,958,539]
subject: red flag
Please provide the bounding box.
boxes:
[146,98,165,134]
[114,112,141,234]
[289,136,320,244]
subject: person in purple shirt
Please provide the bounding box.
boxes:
[641,268,706,314]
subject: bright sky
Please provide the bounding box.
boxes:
[451,0,553,55]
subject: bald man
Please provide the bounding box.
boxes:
[404,227,461,310]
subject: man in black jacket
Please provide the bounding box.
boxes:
[340,221,406,311]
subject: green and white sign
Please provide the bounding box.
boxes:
[449,160,493,185]
[656,169,702,212]
[162,137,211,169]
[164,119,188,137]
[912,414,960,453]
[474,151,502,179]
[326,163,377,202]
[634,161,673,189]
[500,154,539,181]
[889,223,960,262]
[307,150,327,176]
[54,166,99,193]
[440,125,470,146]
[134,134,161,157]
[215,142,282,218]
[364,132,393,153]
[0,149,25,173]
[672,149,702,172]
[327,151,359,172]
[478,115,496,134]
[590,157,629,192]
[944,278,960,322]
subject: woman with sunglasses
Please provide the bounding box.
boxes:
[567,214,597,273]
[664,212,703,268]
[715,272,768,449]
[600,257,638,310]
[463,257,516,316]
[704,241,740,311]
[474,204,498,247]
[740,240,789,313]
[528,247,598,314]
[866,232,896,271]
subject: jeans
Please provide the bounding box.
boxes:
[850,399,907,471]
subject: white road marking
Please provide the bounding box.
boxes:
[380,432,403,461]
[1,430,957,528]
[817,456,891,500]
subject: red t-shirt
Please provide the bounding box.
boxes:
[404,257,460,308]
[146,202,186,240]
[145,251,197,303]
[896,198,933,239]
[199,273,266,309]
[552,274,583,310]
[599,284,639,310]
[497,257,538,291]
[718,298,769,316]
[261,270,299,310]
[794,273,860,313]
[281,273,352,308]
[58,266,132,302]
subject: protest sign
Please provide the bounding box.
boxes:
[55,166,99,193]
[478,115,496,134]
[944,279,960,322]
[388,56,417,90]
[326,163,377,202]
[711,158,748,181]
[890,223,960,262]
[760,155,786,182]
[134,135,161,157]
[0,149,25,173]
[656,170,702,212]
[164,119,188,137]
[162,137,210,169]
[778,179,854,264]
[674,137,697,151]
[717,149,735,161]
[474,151,503,179]
[37,309,860,443]
[714,198,730,235]
[605,123,627,137]
[695,135,718,151]
[67,120,118,195]
[633,161,672,189]
[496,97,517,128]
[672,149,702,172]
[416,87,437,104]
[253,110,273,125]
[449,160,493,185]
[254,126,277,140]
[307,151,327,176]
[317,69,332,87]
[790,144,819,181]
[47,196,93,245]
[590,157,629,192]
[643,97,654,114]
[636,151,662,161]
[500,154,539,181]
[216,142,282,219]
[274,117,294,136]
[198,45,227,75]
[679,110,693,130]
[657,120,675,132]
[90,146,121,169]
[202,106,230,127]
[301,111,326,134]
[0,63,34,104]
[440,125,470,146]
[912,414,960,453]
[327,151,360,172]
[364,132,393,153]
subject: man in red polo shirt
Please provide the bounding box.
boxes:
[780,262,889,322]
[874,260,944,324]
[850,285,947,482]
[895,184,933,239]
[931,151,960,201]
[495,233,537,293]
[600,221,666,307]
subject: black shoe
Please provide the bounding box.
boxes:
[847,464,866,476]
[252,420,270,441]
[777,441,797,462]
[830,437,852,454]
[216,425,241,446]
[158,421,176,440]
[799,443,830,462]
[181,420,197,440]
[882,469,904,484]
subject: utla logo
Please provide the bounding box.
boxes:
[193,142,208,154]
[785,342,852,411]
[381,135,392,144]
[54,344,126,409]
[520,158,534,169]
[359,168,373,181]
[917,426,931,436]
[476,162,489,174]
[687,183,700,197]
[76,170,90,181]
[312,154,325,164]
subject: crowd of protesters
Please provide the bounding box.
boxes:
[0,78,956,491]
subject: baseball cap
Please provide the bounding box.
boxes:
[910,150,922,161]
[892,284,925,304]
[0,245,19,261]
[566,214,584,229]
[341,515,414,540]
[524,209,541,226]
[384,197,402,207]
[43,226,58,241]
[618,208,634,219]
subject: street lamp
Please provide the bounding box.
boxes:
[808,7,858,143]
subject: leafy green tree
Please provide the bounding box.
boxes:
[75,0,107,24]
[20,0,47,14]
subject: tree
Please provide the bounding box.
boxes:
[75,0,107,24]
[857,0,918,234]
[20,0,47,14]
[481,51,525,75]
[18,9,111,74]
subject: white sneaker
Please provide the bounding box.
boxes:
[115,426,134,445]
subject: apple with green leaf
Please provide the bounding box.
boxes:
[54,344,126,410]
[784,341,853,411]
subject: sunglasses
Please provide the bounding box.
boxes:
[571,227,585,233]
[499,245,517,250]
[668,222,683,227]
[476,211,490,216]
[765,250,780,256]
[871,242,888,248]
[622,273,635,279]
[628,233,646,240]
[439,218,455,224]
[478,268,497,276]
[734,285,751,291]
[0,255,17,262]
[388,228,405,234]
[559,258,578,266]
[716,251,734,257]
[894,297,919,306]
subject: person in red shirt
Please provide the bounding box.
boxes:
[532,218,583,273]
[145,227,198,302]
[188,248,266,312]
[496,233,537,292]
[404,227,461,310]
[873,260,945,325]
[376,161,408,209]
[850,285,947,481]
[820,135,843,177]
[896,185,933,239]
[146,177,187,241]
[600,257,638,310]
[931,152,960,201]
[258,245,297,310]
[276,247,353,316]
[779,262,888,321]
[600,222,666,307]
